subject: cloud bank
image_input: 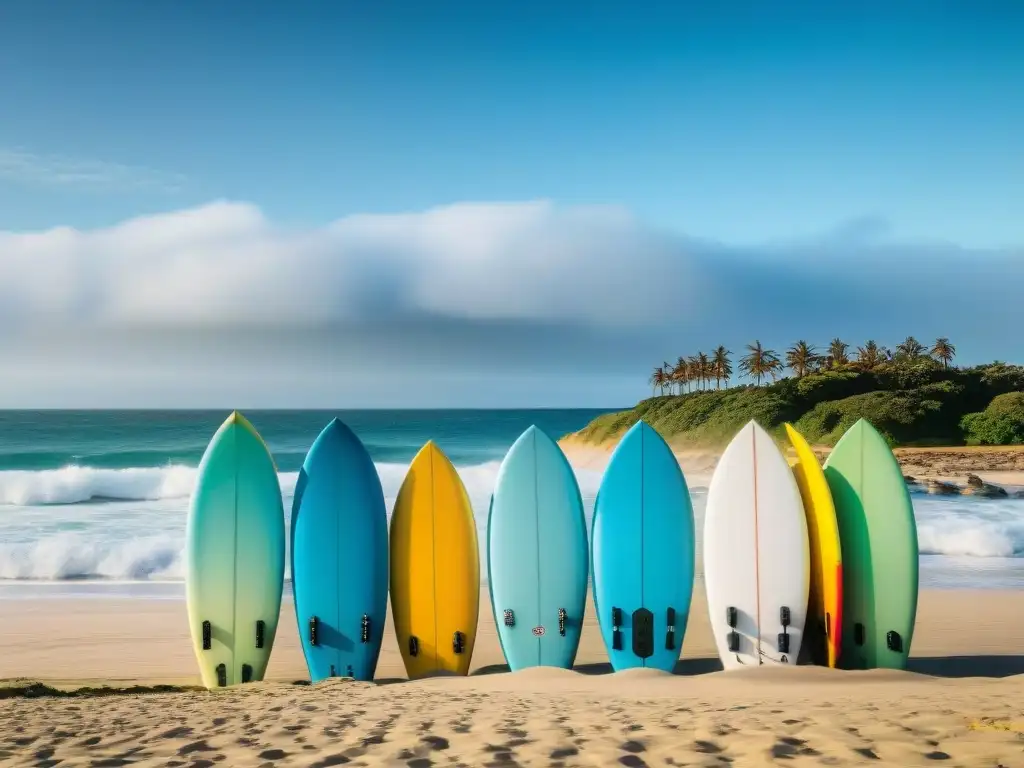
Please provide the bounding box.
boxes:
[0,200,1020,406]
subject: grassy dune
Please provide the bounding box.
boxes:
[570,362,1024,449]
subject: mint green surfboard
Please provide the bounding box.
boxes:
[186,412,285,688]
[823,418,919,670]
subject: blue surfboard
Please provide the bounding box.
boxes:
[291,418,389,682]
[487,425,589,671]
[591,420,695,672]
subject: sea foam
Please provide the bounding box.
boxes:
[0,461,1020,583]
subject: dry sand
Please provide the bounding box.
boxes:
[3,588,1024,766]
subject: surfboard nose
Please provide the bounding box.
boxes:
[223,410,254,432]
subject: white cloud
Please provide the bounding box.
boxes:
[0,199,1021,406]
[0,199,695,331]
[0,197,1020,353]
[0,148,185,193]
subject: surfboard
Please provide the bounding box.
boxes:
[704,420,809,670]
[487,425,589,671]
[291,418,388,682]
[784,423,843,668]
[186,411,285,689]
[389,441,480,678]
[591,420,695,672]
[823,418,919,670]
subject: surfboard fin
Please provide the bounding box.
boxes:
[360,614,370,643]
[241,664,252,683]
[778,606,791,654]
[632,608,654,659]
[453,631,465,655]
[611,607,622,651]
[309,616,320,646]
[202,620,212,650]
[255,620,265,649]
[665,607,676,650]
[215,663,226,687]
[409,635,419,657]
[558,608,567,636]
[886,630,903,653]
[726,606,740,653]
[503,609,515,628]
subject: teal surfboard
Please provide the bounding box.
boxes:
[291,418,389,682]
[823,418,919,670]
[185,412,286,688]
[591,420,696,672]
[487,425,589,671]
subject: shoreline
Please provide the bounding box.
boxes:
[559,434,1024,490]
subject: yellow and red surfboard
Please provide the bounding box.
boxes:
[785,424,842,667]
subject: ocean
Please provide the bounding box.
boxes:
[0,409,1021,598]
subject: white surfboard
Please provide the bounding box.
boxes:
[704,420,809,669]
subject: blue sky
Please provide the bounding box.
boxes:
[0,2,1021,407]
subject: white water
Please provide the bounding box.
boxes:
[0,462,1022,588]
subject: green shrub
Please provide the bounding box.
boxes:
[961,392,1024,445]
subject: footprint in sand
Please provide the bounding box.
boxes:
[693,740,723,754]
[308,754,351,767]
[258,748,289,760]
[771,736,820,758]
[421,735,450,751]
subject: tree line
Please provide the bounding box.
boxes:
[649,336,956,395]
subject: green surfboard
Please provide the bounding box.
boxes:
[823,418,919,670]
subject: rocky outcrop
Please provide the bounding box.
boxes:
[913,473,1011,498]
[962,473,1009,497]
[926,479,962,495]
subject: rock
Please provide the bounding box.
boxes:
[962,482,1008,498]
[926,479,962,495]
[903,475,917,483]
[1014,490,1024,499]
[966,473,985,488]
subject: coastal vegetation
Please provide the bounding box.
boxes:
[573,337,1024,448]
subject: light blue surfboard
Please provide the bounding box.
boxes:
[487,425,589,671]
[291,418,389,682]
[186,411,286,688]
[591,420,696,672]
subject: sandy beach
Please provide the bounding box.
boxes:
[2,587,1024,766]
[0,436,1021,766]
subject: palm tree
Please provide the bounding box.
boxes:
[671,356,688,394]
[696,351,711,389]
[896,336,926,359]
[687,354,702,391]
[786,340,818,378]
[649,366,664,395]
[712,345,732,388]
[856,340,882,369]
[828,338,849,366]
[739,340,782,386]
[930,337,956,369]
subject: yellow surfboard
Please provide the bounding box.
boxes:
[784,424,843,668]
[389,441,480,678]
